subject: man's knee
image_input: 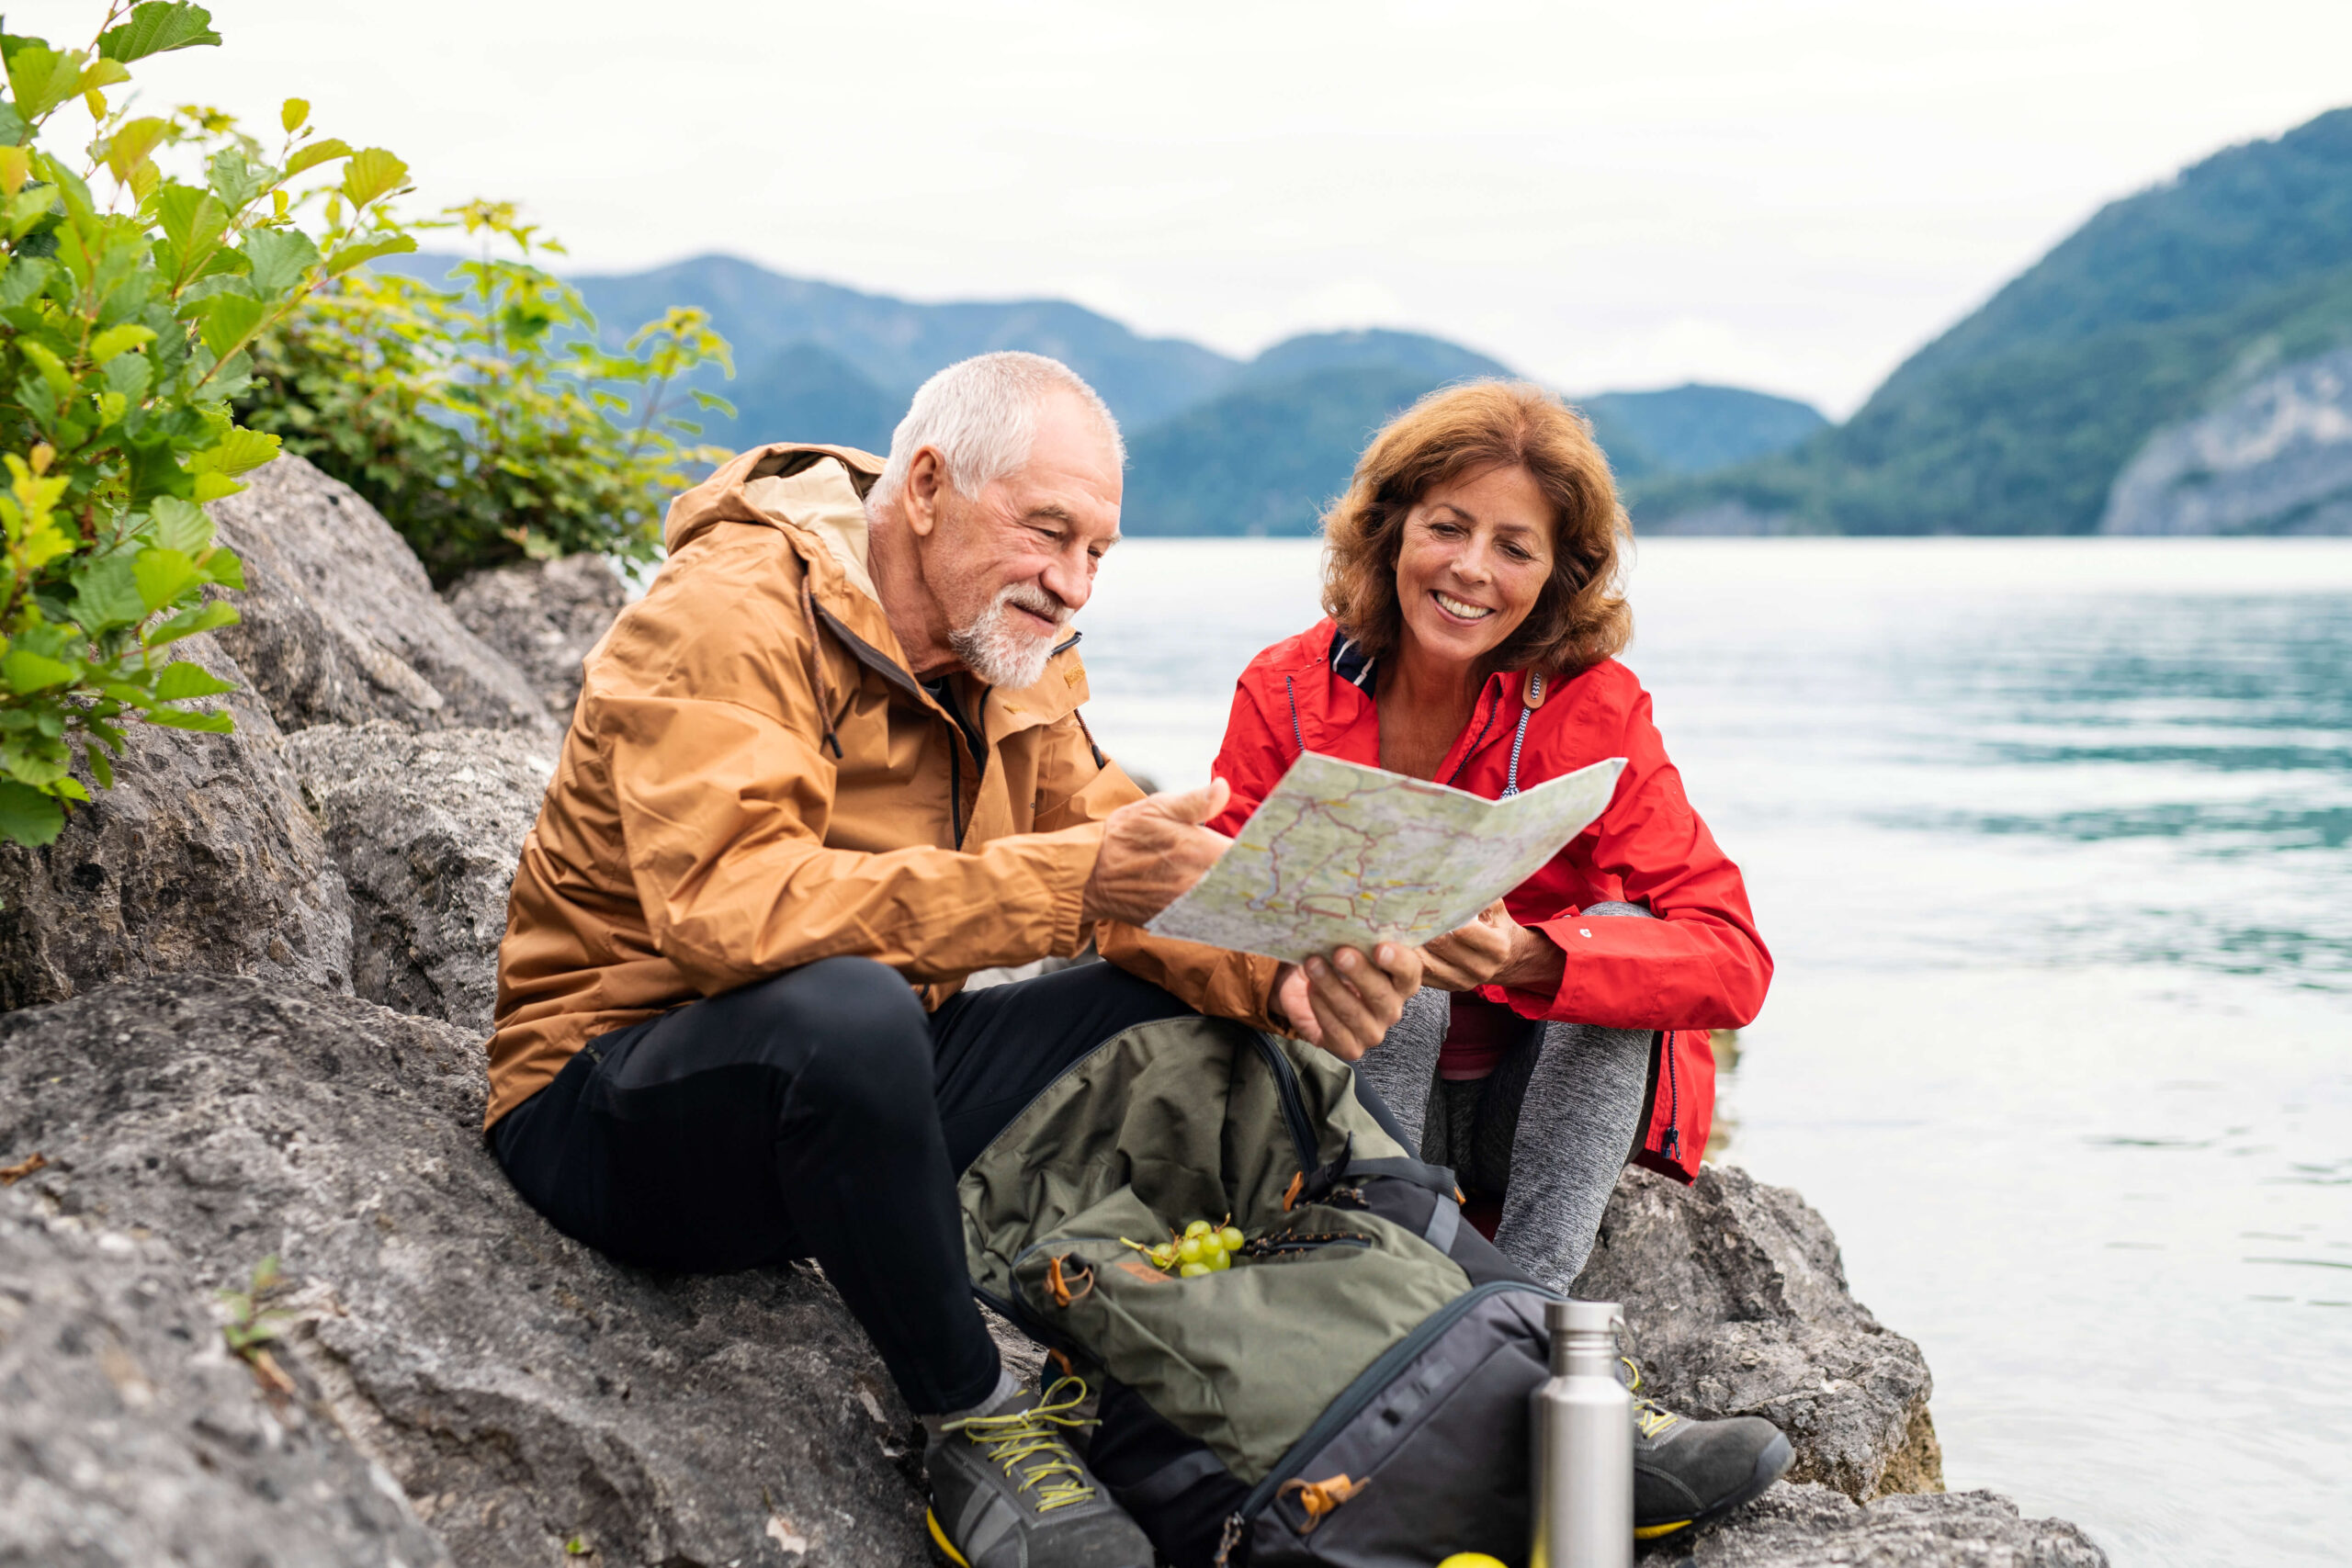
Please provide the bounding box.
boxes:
[754,957,935,1126]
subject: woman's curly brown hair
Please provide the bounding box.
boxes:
[1321,379,1631,676]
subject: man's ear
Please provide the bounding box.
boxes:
[903,446,946,538]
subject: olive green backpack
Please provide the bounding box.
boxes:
[959,1013,1562,1567]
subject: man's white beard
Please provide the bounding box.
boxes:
[948,582,1069,689]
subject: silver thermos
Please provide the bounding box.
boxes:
[1530,1299,1631,1568]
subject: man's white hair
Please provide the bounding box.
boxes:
[866,351,1125,514]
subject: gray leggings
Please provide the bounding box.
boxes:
[1352,902,1654,1292]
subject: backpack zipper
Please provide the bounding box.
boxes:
[1221,1279,1561,1551]
[1248,1032,1319,1170]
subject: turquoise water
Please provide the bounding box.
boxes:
[1074,537,2352,1567]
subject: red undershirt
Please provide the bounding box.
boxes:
[1438,992,1523,1081]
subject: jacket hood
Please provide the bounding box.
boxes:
[664,442,887,592]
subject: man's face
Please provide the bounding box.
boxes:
[917,393,1124,688]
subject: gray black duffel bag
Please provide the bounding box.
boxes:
[960,1012,1561,1567]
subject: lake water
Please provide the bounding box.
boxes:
[1073,537,2352,1567]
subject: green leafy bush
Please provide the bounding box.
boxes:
[0,1,416,847]
[240,200,734,585]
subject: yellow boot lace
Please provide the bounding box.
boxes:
[1622,1357,1680,1439]
[944,1377,1100,1513]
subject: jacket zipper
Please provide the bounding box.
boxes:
[1283,674,1306,757]
[1227,1279,1560,1537]
[1658,1032,1681,1164]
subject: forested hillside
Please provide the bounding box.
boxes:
[1639,106,2352,535]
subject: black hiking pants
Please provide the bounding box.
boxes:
[491,955,1191,1414]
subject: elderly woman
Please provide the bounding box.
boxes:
[1206,379,1771,1292]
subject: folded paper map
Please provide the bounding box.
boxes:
[1148,751,1628,964]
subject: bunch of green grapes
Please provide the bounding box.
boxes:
[1124,1218,1248,1277]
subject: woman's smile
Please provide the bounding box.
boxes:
[1432,589,1495,623]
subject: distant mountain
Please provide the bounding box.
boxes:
[1640,106,2352,535]
[386,252,1826,532]
[568,255,1238,435]
[1581,385,1828,482]
[1122,333,1514,535]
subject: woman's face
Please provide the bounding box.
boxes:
[1392,463,1556,672]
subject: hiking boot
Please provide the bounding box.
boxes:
[1624,1361,1793,1540]
[924,1376,1153,1568]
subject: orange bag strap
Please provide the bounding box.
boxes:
[1044,1255,1093,1308]
[1277,1474,1366,1533]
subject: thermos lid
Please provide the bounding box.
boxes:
[1546,1299,1623,1334]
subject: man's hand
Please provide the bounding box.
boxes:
[1081,778,1233,926]
[1274,942,1426,1062]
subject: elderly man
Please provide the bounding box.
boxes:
[484,353,1422,1568]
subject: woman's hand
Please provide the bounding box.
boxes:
[1421,900,1567,995]
[1421,900,1517,990]
[1272,942,1426,1061]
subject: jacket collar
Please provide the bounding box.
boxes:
[673,442,1088,738]
[1329,629,1377,693]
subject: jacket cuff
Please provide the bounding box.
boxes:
[1489,916,1585,1021]
[1039,823,1104,959]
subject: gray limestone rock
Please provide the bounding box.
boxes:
[442,554,630,724]
[1574,1164,1943,1504]
[207,457,555,736]
[0,637,353,1011]
[0,976,928,1567]
[284,723,557,1033]
[1650,1482,2107,1566]
[2100,344,2352,535]
[0,1198,451,1568]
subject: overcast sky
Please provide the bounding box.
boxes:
[24,0,2352,413]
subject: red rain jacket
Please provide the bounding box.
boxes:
[1207,619,1771,1182]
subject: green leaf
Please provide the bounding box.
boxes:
[141,705,232,733]
[151,659,235,702]
[0,255,51,307]
[101,346,152,401]
[187,425,279,477]
[71,555,146,630]
[202,547,244,592]
[279,97,309,134]
[87,747,112,791]
[0,780,65,846]
[338,148,408,209]
[101,116,171,182]
[205,147,265,211]
[97,4,223,62]
[198,290,266,360]
[154,181,228,269]
[282,138,350,178]
[2,649,76,693]
[148,597,237,647]
[133,547,200,612]
[323,231,415,276]
[17,337,73,398]
[88,321,156,365]
[237,227,318,295]
[148,495,213,554]
[5,44,89,122]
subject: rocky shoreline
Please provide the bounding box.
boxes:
[0,458,2108,1566]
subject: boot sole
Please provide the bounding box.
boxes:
[1634,1430,1795,1540]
